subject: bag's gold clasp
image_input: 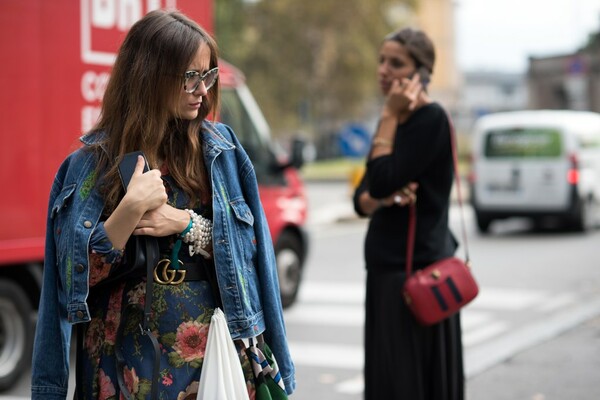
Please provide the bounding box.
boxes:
[153,259,186,285]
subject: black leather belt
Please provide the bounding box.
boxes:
[153,259,209,284]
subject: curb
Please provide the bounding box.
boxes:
[465,296,600,379]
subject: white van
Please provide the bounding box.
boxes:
[469,110,600,233]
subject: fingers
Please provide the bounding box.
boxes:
[125,164,167,212]
[395,183,418,206]
[133,155,146,176]
[384,76,422,116]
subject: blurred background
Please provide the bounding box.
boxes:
[2,1,600,399]
[216,0,600,177]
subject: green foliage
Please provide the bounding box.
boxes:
[216,0,416,136]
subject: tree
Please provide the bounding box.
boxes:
[216,0,416,138]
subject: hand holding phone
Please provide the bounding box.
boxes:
[118,151,167,214]
[118,151,150,192]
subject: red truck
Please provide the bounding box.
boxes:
[0,0,308,390]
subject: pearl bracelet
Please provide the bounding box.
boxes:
[182,209,213,258]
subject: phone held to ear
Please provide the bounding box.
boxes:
[118,151,150,191]
[412,67,429,90]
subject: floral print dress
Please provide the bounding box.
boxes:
[79,171,256,400]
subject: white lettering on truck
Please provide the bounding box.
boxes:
[80,0,176,132]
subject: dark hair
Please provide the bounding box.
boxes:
[384,28,435,85]
[92,9,219,212]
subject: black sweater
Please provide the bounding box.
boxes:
[353,102,457,271]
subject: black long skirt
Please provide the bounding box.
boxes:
[364,268,464,400]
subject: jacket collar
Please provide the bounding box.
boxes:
[201,121,236,152]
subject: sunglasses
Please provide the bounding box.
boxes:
[183,67,219,93]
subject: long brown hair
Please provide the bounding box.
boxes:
[91,9,220,212]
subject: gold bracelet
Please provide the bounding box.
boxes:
[372,137,393,147]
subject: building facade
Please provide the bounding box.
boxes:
[528,31,600,112]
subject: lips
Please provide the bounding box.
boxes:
[189,102,201,109]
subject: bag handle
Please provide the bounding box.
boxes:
[405,110,470,276]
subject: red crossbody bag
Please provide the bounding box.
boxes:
[402,112,479,326]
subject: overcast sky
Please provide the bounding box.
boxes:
[455,0,600,73]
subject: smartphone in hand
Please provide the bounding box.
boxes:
[118,151,150,191]
[412,66,429,90]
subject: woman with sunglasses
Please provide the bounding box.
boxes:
[32,10,294,399]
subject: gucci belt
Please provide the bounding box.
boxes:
[153,259,208,285]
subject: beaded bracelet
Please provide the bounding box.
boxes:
[372,137,394,148]
[182,209,213,258]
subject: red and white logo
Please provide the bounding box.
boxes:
[80,0,176,65]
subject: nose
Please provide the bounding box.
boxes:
[192,81,208,96]
[377,62,389,77]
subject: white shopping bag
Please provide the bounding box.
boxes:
[197,308,250,400]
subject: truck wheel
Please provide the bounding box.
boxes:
[275,231,304,308]
[0,279,33,391]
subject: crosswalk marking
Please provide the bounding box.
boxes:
[469,287,547,310]
[296,281,556,310]
[463,321,509,347]
[296,281,364,304]
[288,341,363,370]
[335,374,364,395]
[284,281,577,381]
[535,293,576,312]
[285,303,363,327]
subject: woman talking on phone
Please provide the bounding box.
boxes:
[353,28,463,400]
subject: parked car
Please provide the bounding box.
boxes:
[469,110,600,233]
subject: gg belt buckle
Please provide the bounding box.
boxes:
[153,259,186,285]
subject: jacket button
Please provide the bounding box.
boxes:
[76,264,85,273]
[83,220,93,228]
[76,311,84,319]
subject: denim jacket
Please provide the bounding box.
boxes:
[31,122,295,399]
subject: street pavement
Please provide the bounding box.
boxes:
[306,193,600,400]
[467,315,600,400]
[1,183,598,400]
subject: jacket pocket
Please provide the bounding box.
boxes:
[51,183,77,219]
[51,183,77,263]
[229,199,255,226]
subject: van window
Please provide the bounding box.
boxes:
[484,128,562,158]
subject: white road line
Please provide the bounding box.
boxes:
[296,281,567,312]
[288,341,363,370]
[335,374,364,395]
[284,280,587,396]
[296,281,365,304]
[463,321,509,347]
[535,293,576,312]
[308,202,356,226]
[285,303,363,327]
[461,310,493,330]
[469,287,548,310]
[465,297,600,378]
